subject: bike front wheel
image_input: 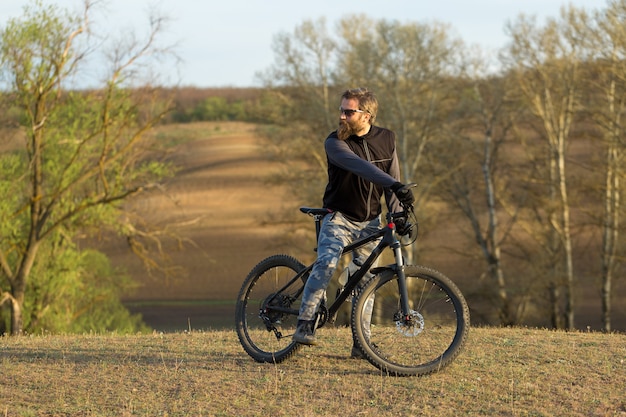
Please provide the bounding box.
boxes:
[351,265,470,376]
[235,254,308,363]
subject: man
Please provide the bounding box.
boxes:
[293,87,414,355]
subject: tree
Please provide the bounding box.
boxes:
[335,16,464,264]
[20,238,148,333]
[585,0,626,332]
[0,0,175,335]
[503,6,590,330]
[255,18,338,207]
[336,16,462,194]
[435,57,526,325]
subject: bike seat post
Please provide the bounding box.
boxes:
[314,215,324,243]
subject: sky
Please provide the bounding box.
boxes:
[0,0,611,88]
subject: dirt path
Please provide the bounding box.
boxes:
[97,122,304,330]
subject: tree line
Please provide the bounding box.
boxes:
[1,0,624,335]
[251,4,626,332]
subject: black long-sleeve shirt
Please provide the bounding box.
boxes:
[322,125,403,222]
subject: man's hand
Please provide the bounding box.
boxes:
[391,182,415,207]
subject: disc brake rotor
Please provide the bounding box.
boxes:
[395,309,425,337]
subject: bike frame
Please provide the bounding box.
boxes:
[263,209,412,328]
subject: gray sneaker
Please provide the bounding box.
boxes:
[293,320,317,345]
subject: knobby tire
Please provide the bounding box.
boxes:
[351,265,470,376]
[235,254,307,363]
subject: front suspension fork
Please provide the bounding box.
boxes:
[392,241,412,318]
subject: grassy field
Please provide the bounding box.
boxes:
[1,327,624,416]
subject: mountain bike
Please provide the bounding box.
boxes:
[235,191,470,376]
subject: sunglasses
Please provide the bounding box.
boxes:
[339,107,366,116]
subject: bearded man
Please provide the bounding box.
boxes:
[293,87,415,358]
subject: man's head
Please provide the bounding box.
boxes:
[337,87,378,140]
[341,87,378,124]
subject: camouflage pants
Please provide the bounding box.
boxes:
[299,211,381,322]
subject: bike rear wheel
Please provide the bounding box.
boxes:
[351,265,470,376]
[235,254,307,363]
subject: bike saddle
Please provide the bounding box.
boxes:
[299,207,332,216]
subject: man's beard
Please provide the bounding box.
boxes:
[337,118,367,140]
[337,120,353,140]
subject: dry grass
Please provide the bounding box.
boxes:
[1,327,624,416]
